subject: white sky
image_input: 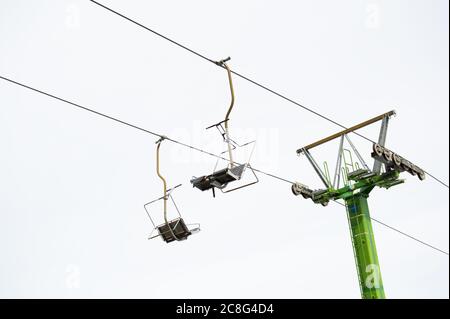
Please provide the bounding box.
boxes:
[0,0,448,298]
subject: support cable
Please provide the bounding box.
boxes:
[0,74,448,256]
[89,0,449,189]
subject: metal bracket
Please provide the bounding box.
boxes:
[155,135,167,144]
[373,115,390,174]
[206,119,242,149]
[303,149,332,189]
[220,164,260,194]
[332,135,345,189]
[345,134,370,171]
[213,56,231,67]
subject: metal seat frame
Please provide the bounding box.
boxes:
[190,58,259,196]
[191,137,259,196]
[145,184,200,242]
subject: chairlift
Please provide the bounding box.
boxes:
[145,138,200,243]
[190,58,259,196]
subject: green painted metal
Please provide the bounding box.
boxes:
[308,169,404,298]
[345,192,385,299]
[311,170,403,205]
[343,148,355,172]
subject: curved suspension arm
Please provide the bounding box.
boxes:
[222,62,235,167]
[156,140,179,241]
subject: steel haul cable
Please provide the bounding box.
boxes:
[89,0,449,190]
[0,74,447,256]
[334,200,448,256]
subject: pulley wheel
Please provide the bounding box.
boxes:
[410,165,417,176]
[383,149,393,162]
[373,143,383,157]
[291,183,301,196]
[393,153,402,167]
[418,170,426,181]
[402,161,412,173]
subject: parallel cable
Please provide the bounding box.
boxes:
[333,200,448,256]
[89,0,449,189]
[0,74,447,256]
[370,217,449,256]
[0,76,163,139]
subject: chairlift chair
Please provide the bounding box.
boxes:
[145,138,200,243]
[190,58,259,196]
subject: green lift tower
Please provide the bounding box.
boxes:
[292,111,426,299]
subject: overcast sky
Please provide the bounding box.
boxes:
[0,0,448,298]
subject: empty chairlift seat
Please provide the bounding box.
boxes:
[191,164,246,191]
[145,139,200,244]
[156,217,192,243]
[145,185,201,244]
[190,58,259,196]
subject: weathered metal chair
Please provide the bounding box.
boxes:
[190,58,258,197]
[145,138,199,243]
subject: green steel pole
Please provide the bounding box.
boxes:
[345,192,385,299]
